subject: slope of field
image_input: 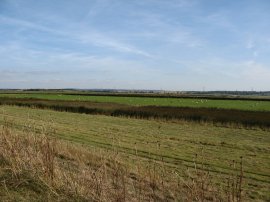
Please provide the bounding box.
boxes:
[0,106,269,200]
[0,120,245,201]
[1,93,270,111]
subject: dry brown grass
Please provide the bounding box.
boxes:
[0,119,244,201]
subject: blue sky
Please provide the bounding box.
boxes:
[0,0,270,90]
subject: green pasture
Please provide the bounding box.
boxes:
[0,106,269,200]
[1,93,270,111]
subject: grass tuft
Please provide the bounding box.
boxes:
[0,119,247,201]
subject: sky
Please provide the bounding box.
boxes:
[0,0,270,91]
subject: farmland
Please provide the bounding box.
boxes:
[0,92,270,201]
[1,0,269,201]
[0,105,270,201]
[1,93,270,111]
[1,92,270,128]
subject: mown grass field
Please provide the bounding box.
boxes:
[1,93,270,111]
[0,105,269,200]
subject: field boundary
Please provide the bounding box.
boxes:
[1,97,270,129]
[2,91,270,101]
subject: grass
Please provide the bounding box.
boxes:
[1,93,270,111]
[1,97,270,128]
[0,111,245,201]
[0,105,269,200]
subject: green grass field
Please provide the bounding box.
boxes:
[0,105,269,200]
[1,93,270,111]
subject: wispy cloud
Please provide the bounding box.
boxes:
[0,14,152,58]
[246,38,255,49]
[127,10,204,49]
[78,32,153,58]
[0,0,269,90]
[202,11,235,30]
[134,0,196,9]
[241,60,270,81]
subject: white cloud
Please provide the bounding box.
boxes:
[0,42,154,75]
[0,15,59,34]
[134,0,196,9]
[0,15,152,58]
[127,10,204,49]
[242,61,270,81]
[246,38,255,49]
[201,11,236,31]
[253,51,258,57]
[1,0,269,90]
[78,32,153,58]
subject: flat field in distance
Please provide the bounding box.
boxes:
[0,105,269,200]
[0,93,270,111]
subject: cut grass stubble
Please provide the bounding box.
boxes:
[0,106,269,200]
[0,117,245,201]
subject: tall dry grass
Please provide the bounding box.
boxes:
[0,118,244,201]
